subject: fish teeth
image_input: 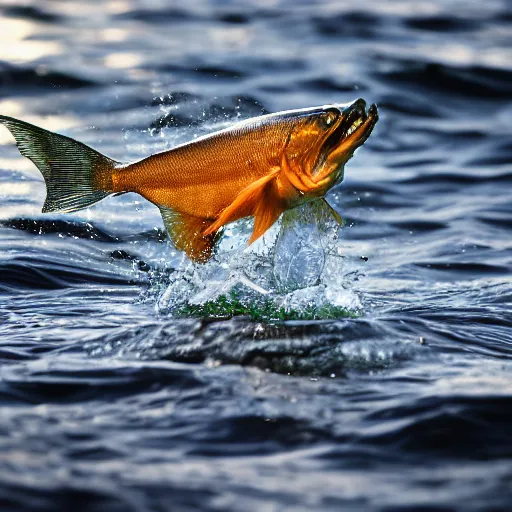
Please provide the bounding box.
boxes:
[347,117,363,136]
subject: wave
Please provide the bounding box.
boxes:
[3,4,62,23]
[376,60,512,99]
[0,63,98,95]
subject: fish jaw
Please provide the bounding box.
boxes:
[328,102,378,162]
[312,100,378,187]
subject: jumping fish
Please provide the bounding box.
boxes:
[0,99,378,262]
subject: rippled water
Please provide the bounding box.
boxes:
[0,1,511,510]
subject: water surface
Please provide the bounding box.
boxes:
[0,1,511,510]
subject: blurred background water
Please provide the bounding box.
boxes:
[0,0,511,510]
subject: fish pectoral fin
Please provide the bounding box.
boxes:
[159,206,221,263]
[248,180,285,245]
[320,198,343,226]
[203,170,282,241]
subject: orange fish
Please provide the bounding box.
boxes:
[0,99,378,262]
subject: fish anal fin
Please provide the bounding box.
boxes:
[159,206,220,263]
[203,170,280,237]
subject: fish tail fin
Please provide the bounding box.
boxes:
[0,115,119,213]
[159,206,222,263]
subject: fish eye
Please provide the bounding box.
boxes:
[321,109,339,128]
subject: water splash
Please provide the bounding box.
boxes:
[154,201,362,320]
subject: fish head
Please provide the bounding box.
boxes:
[281,99,378,200]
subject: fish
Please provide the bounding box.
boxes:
[0,98,378,262]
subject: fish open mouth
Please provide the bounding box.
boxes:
[320,99,378,163]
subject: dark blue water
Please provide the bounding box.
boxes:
[0,1,511,510]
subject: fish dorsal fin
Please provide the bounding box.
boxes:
[159,206,221,263]
[203,170,285,245]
